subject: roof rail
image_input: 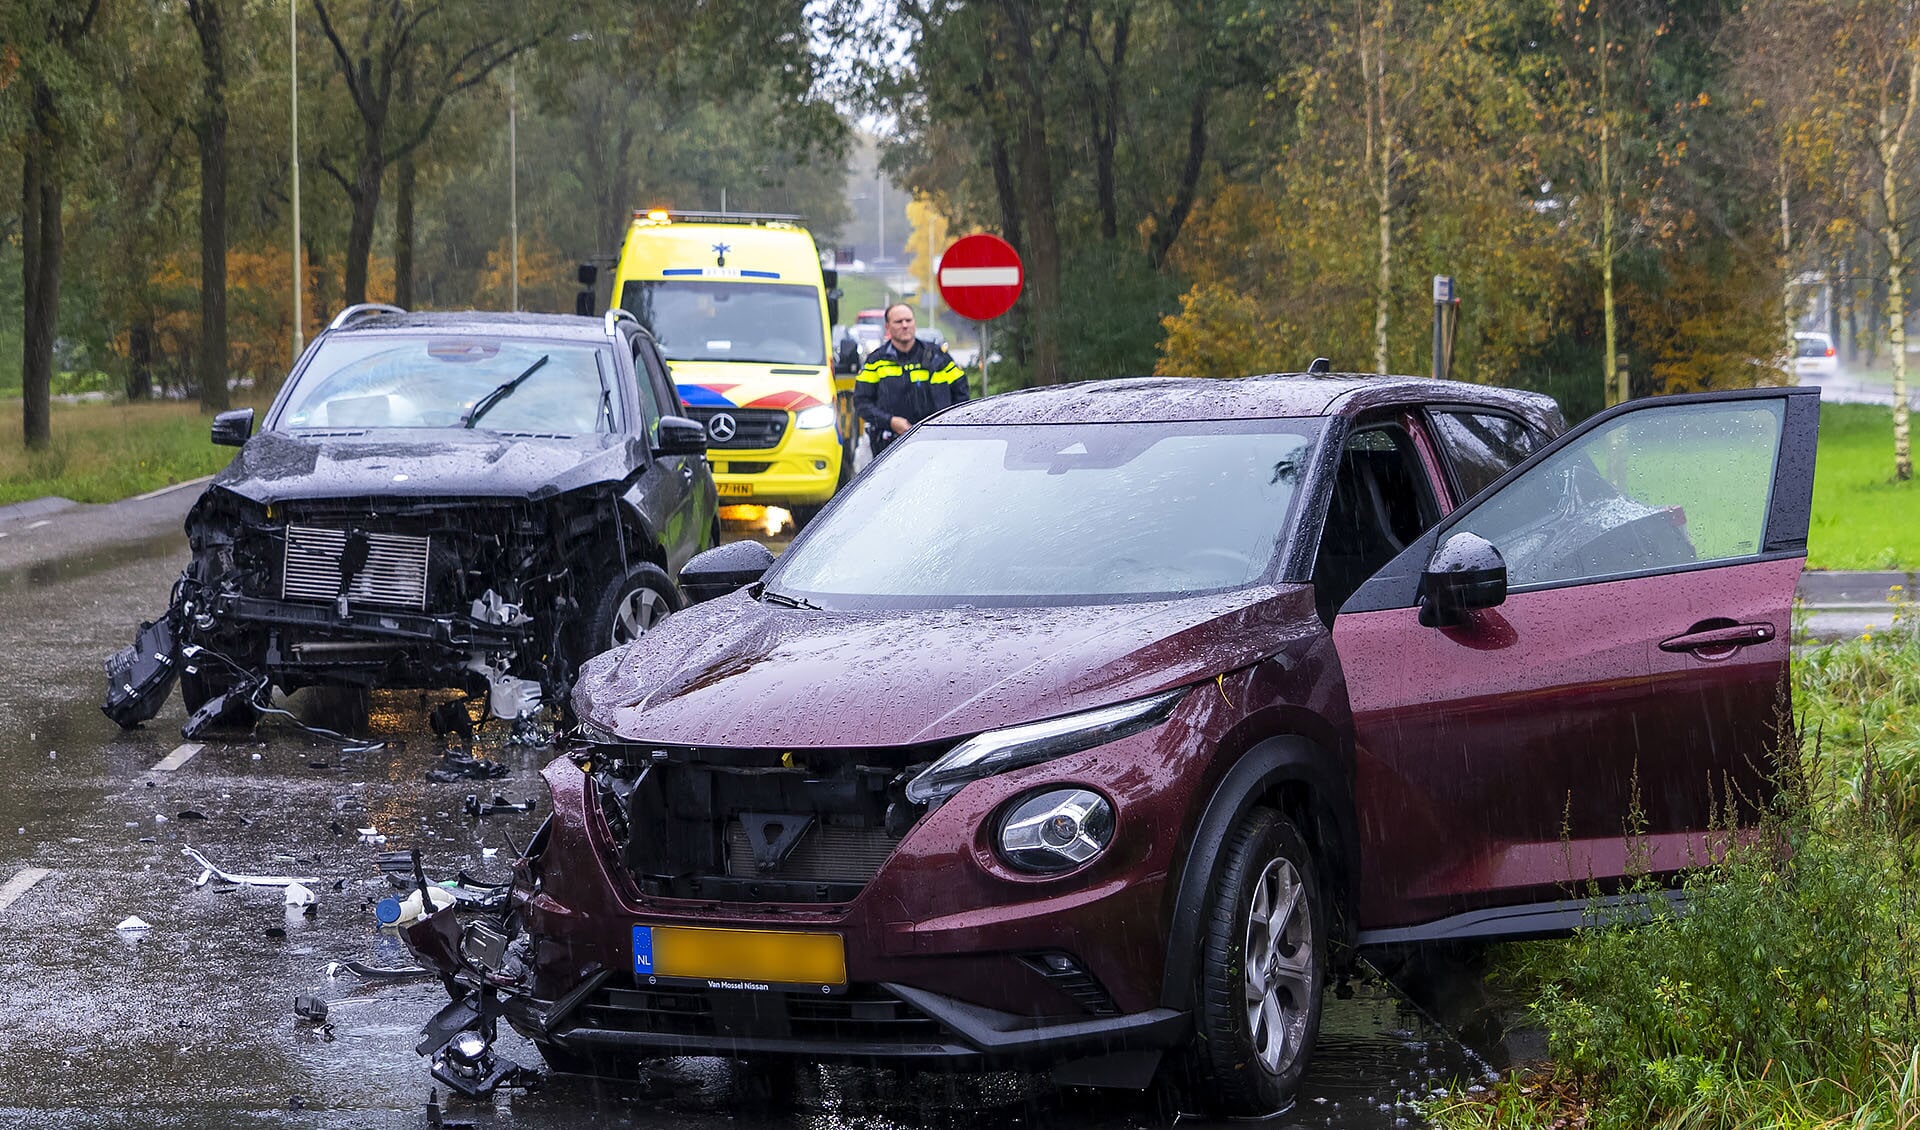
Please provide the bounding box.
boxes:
[633,209,803,226]
[604,308,639,337]
[327,303,406,330]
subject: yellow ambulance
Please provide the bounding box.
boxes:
[611,210,849,527]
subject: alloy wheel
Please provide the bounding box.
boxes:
[609,586,666,647]
[1241,856,1315,1075]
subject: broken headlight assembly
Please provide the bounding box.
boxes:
[904,687,1187,805]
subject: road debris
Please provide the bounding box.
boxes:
[183,846,319,889]
[283,882,316,907]
[463,793,534,818]
[425,749,509,783]
[115,915,152,936]
[292,994,329,1022]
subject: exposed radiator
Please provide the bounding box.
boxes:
[724,821,900,884]
[282,526,431,610]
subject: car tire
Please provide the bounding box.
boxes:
[583,562,681,656]
[788,504,823,532]
[179,666,262,731]
[1182,806,1326,1116]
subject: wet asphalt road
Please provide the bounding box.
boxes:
[0,489,1520,1128]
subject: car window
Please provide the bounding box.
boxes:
[771,419,1321,605]
[1312,424,1441,622]
[280,336,613,434]
[1429,410,1543,501]
[1796,336,1832,358]
[1453,399,1783,589]
[622,280,826,365]
[628,338,663,444]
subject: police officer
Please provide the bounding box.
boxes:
[854,303,968,455]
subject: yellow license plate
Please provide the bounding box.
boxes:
[633,925,847,990]
[717,482,753,497]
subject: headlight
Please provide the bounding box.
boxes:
[905,687,1186,804]
[998,788,1114,873]
[795,404,835,430]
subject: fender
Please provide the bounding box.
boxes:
[1157,734,1357,1012]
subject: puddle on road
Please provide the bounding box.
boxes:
[0,532,186,594]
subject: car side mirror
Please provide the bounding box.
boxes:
[680,539,776,604]
[1419,531,1506,628]
[653,415,707,457]
[211,408,254,447]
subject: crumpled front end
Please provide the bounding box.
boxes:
[106,482,644,733]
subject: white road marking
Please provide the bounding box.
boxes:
[0,868,51,913]
[151,743,205,772]
[131,474,215,502]
[24,520,50,530]
[939,266,1021,288]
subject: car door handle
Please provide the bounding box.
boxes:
[1658,622,1775,654]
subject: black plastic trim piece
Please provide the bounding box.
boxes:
[1156,735,1356,1012]
[1355,888,1687,946]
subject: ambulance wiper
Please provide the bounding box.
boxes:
[462,355,551,429]
[759,587,820,611]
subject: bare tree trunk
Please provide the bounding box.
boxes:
[192,0,232,413]
[1879,46,1917,481]
[1002,0,1063,386]
[129,321,154,401]
[343,152,383,306]
[1779,147,1795,378]
[1361,1,1393,375]
[1148,90,1209,269]
[1600,26,1621,407]
[20,88,61,451]
[394,153,415,308]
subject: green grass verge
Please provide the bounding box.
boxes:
[1809,402,1920,570]
[0,399,244,505]
[1426,626,1920,1130]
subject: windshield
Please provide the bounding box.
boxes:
[770,419,1322,605]
[621,280,826,365]
[278,336,615,433]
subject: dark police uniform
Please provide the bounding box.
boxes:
[854,337,969,454]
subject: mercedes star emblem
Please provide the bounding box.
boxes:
[708,412,738,442]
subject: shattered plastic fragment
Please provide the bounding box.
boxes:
[283,883,315,907]
[115,916,151,934]
[183,846,318,889]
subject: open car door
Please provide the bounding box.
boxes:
[1329,387,1819,943]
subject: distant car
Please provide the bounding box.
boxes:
[399,373,1820,1114]
[106,306,717,736]
[1795,331,1838,378]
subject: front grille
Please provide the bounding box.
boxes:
[574,983,946,1045]
[282,525,431,609]
[686,406,788,450]
[713,461,771,475]
[724,821,899,885]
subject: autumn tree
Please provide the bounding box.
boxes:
[3,0,104,447]
[306,0,560,306]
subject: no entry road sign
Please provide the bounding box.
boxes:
[937,234,1024,321]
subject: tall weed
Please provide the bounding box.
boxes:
[1434,629,1920,1130]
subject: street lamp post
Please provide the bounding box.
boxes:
[508,63,518,312]
[289,0,302,356]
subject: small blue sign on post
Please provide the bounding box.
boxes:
[632,925,654,975]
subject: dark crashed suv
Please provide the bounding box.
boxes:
[402,373,1817,1115]
[106,306,716,735]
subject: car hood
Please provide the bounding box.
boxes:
[209,428,645,505]
[574,583,1320,748]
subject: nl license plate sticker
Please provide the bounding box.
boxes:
[717,482,753,497]
[632,924,847,994]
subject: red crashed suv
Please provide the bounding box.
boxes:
[403,373,1818,1116]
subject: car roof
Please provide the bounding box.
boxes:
[324,310,613,342]
[933,372,1564,429]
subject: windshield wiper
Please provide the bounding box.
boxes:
[759,587,820,610]
[461,355,551,429]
